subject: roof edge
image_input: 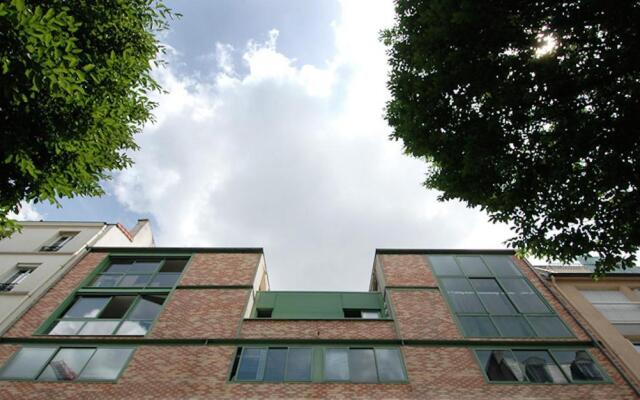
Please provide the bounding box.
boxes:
[375,248,516,255]
[90,246,264,254]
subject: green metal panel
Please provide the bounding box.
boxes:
[253,292,385,319]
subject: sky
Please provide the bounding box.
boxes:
[16,0,514,290]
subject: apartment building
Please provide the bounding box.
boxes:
[0,247,637,399]
[537,258,640,386]
[0,220,154,334]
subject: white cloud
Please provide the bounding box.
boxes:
[113,0,512,290]
[9,202,43,221]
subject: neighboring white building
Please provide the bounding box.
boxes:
[0,220,154,333]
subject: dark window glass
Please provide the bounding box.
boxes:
[263,348,287,382]
[324,349,349,381]
[343,309,361,318]
[128,261,161,274]
[428,255,462,276]
[64,297,109,318]
[470,279,517,314]
[513,350,567,383]
[127,296,164,320]
[0,348,56,379]
[118,275,152,287]
[91,274,122,287]
[375,349,406,382]
[79,348,133,380]
[483,256,522,277]
[457,256,492,277]
[476,350,525,382]
[551,350,604,382]
[459,316,499,337]
[100,296,136,319]
[149,273,181,287]
[492,316,535,337]
[285,348,312,381]
[237,348,266,381]
[501,278,549,314]
[105,263,131,273]
[159,259,187,273]
[256,308,273,318]
[441,278,485,313]
[38,348,95,381]
[349,349,377,383]
[528,316,573,337]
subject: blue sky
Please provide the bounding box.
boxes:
[21,0,512,290]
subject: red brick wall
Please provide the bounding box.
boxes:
[240,320,397,340]
[179,253,260,286]
[390,289,461,340]
[4,252,107,337]
[0,344,635,400]
[150,289,248,338]
[379,254,436,287]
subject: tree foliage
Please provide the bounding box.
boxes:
[384,0,640,274]
[0,0,177,237]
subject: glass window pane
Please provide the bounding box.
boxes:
[127,296,165,320]
[117,275,152,287]
[159,259,188,273]
[483,256,522,277]
[263,348,287,382]
[457,256,492,277]
[476,350,525,382]
[38,348,95,381]
[492,316,535,337]
[361,311,381,319]
[237,348,266,381]
[529,316,573,337]
[441,278,485,313]
[116,321,152,335]
[349,348,377,383]
[552,350,604,382]
[501,278,550,313]
[79,348,133,381]
[428,255,463,276]
[324,349,349,381]
[459,316,499,337]
[375,349,406,382]
[105,263,131,273]
[514,350,567,383]
[90,274,122,287]
[64,297,110,318]
[128,261,161,274]
[149,273,181,287]
[100,296,136,319]
[49,321,84,335]
[470,279,517,314]
[0,348,56,379]
[78,321,119,336]
[285,348,312,381]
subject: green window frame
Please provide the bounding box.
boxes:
[429,255,574,338]
[0,346,135,382]
[474,348,609,384]
[36,255,190,336]
[229,345,408,384]
[89,258,187,289]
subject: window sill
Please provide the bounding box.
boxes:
[0,290,28,296]
[244,318,394,322]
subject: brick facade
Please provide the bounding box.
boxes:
[0,249,637,399]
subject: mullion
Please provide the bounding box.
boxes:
[114,295,142,333]
[32,347,61,380]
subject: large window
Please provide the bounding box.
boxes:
[232,347,313,382]
[39,256,189,336]
[0,264,38,292]
[230,346,407,383]
[475,349,606,384]
[429,255,573,338]
[580,290,640,336]
[48,295,165,336]
[0,347,134,381]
